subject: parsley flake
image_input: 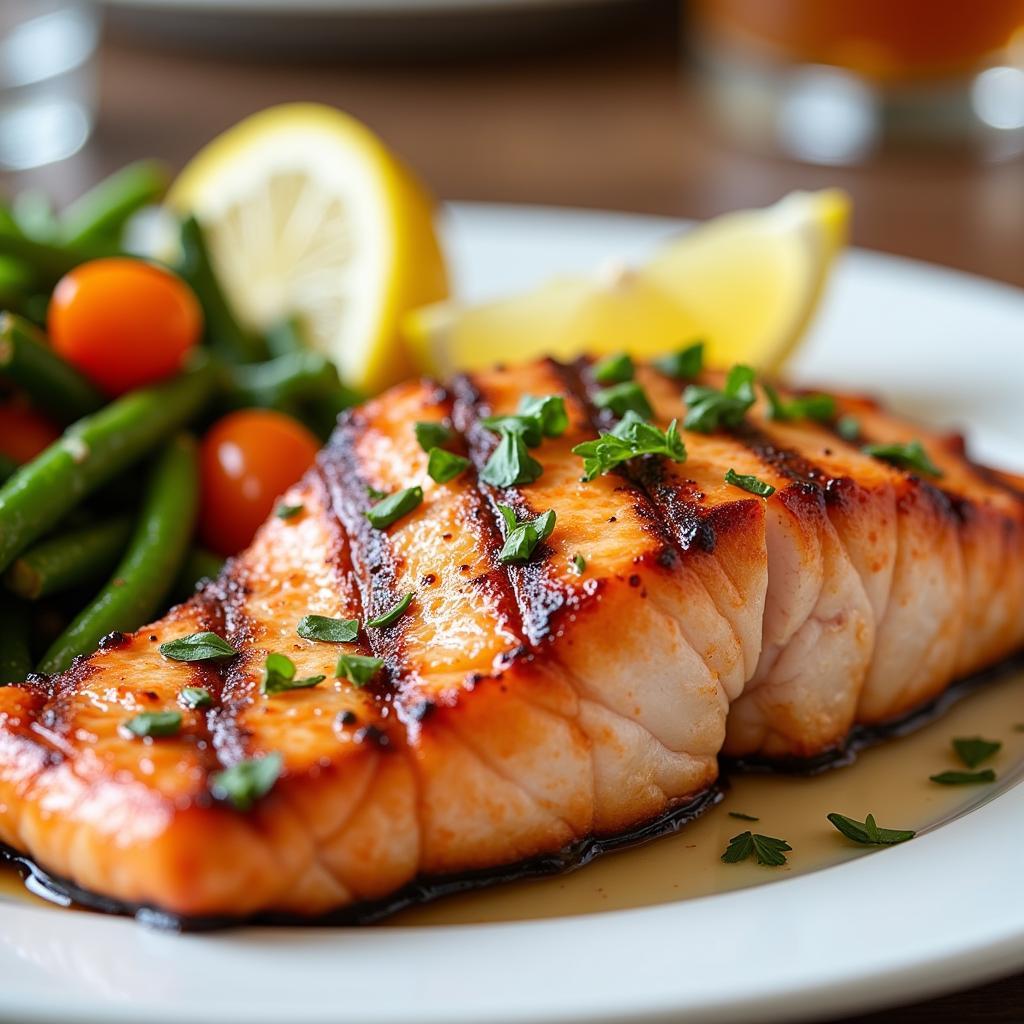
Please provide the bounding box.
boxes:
[481,431,543,488]
[366,484,388,501]
[593,380,653,420]
[297,615,360,643]
[684,364,756,433]
[728,811,759,822]
[572,411,686,481]
[414,420,454,452]
[724,468,776,497]
[953,736,1001,769]
[862,440,943,478]
[427,447,470,484]
[763,382,836,423]
[930,769,996,785]
[721,831,792,867]
[827,812,915,845]
[652,341,704,380]
[122,710,182,739]
[179,686,213,710]
[367,593,413,629]
[365,486,423,529]
[572,553,586,575]
[836,415,861,442]
[481,394,568,448]
[592,353,635,385]
[497,504,556,563]
[211,752,283,812]
[336,653,384,687]
[275,503,304,520]
[260,652,325,696]
[159,631,237,662]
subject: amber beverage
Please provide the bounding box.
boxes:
[690,0,1024,162]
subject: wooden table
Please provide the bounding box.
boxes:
[3,2,1022,1019]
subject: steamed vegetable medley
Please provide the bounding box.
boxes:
[0,161,357,682]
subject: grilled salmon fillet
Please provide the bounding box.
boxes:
[0,357,1021,921]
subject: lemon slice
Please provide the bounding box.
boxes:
[169,103,448,394]
[405,189,848,376]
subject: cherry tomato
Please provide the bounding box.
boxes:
[48,258,202,396]
[199,410,320,556]
[0,402,60,463]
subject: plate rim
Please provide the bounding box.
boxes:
[0,201,1021,1024]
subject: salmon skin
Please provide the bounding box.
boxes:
[1,357,1021,922]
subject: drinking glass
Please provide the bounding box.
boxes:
[689,0,1024,163]
[0,1,101,171]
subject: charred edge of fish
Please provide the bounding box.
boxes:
[734,423,833,493]
[725,650,1024,776]
[0,787,725,932]
[316,419,406,699]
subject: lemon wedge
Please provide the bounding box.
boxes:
[169,103,448,394]
[405,189,848,376]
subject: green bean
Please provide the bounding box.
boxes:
[0,354,216,574]
[178,215,266,364]
[13,190,59,243]
[0,598,32,684]
[38,434,199,675]
[0,232,87,285]
[0,312,104,423]
[265,315,308,358]
[0,455,15,485]
[222,350,342,409]
[304,387,361,441]
[59,160,170,249]
[5,516,133,601]
[173,546,225,602]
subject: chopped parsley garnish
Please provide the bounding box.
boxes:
[481,430,543,488]
[727,811,759,822]
[862,440,943,478]
[572,411,686,481]
[427,447,470,484]
[930,769,996,785]
[953,736,1001,769]
[836,415,861,442]
[763,382,836,423]
[297,615,360,643]
[367,593,413,629]
[721,831,791,867]
[592,353,635,385]
[572,553,586,575]
[366,484,388,501]
[275,503,304,520]
[481,394,568,448]
[365,486,423,529]
[414,420,454,452]
[724,468,776,497]
[122,710,182,739]
[159,631,237,662]
[827,812,915,845]
[260,652,325,696]
[336,653,384,687]
[683,364,757,433]
[179,686,213,710]
[211,752,283,812]
[593,380,653,420]
[652,341,704,380]
[496,504,556,564]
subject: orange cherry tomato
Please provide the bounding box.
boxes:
[48,258,202,396]
[199,410,320,556]
[0,402,60,463]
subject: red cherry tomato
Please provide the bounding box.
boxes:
[199,410,320,556]
[48,258,202,396]
[0,403,60,463]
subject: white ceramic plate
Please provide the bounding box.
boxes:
[0,203,1021,1024]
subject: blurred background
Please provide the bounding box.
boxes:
[0,0,1021,287]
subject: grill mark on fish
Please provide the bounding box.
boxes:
[319,410,405,699]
